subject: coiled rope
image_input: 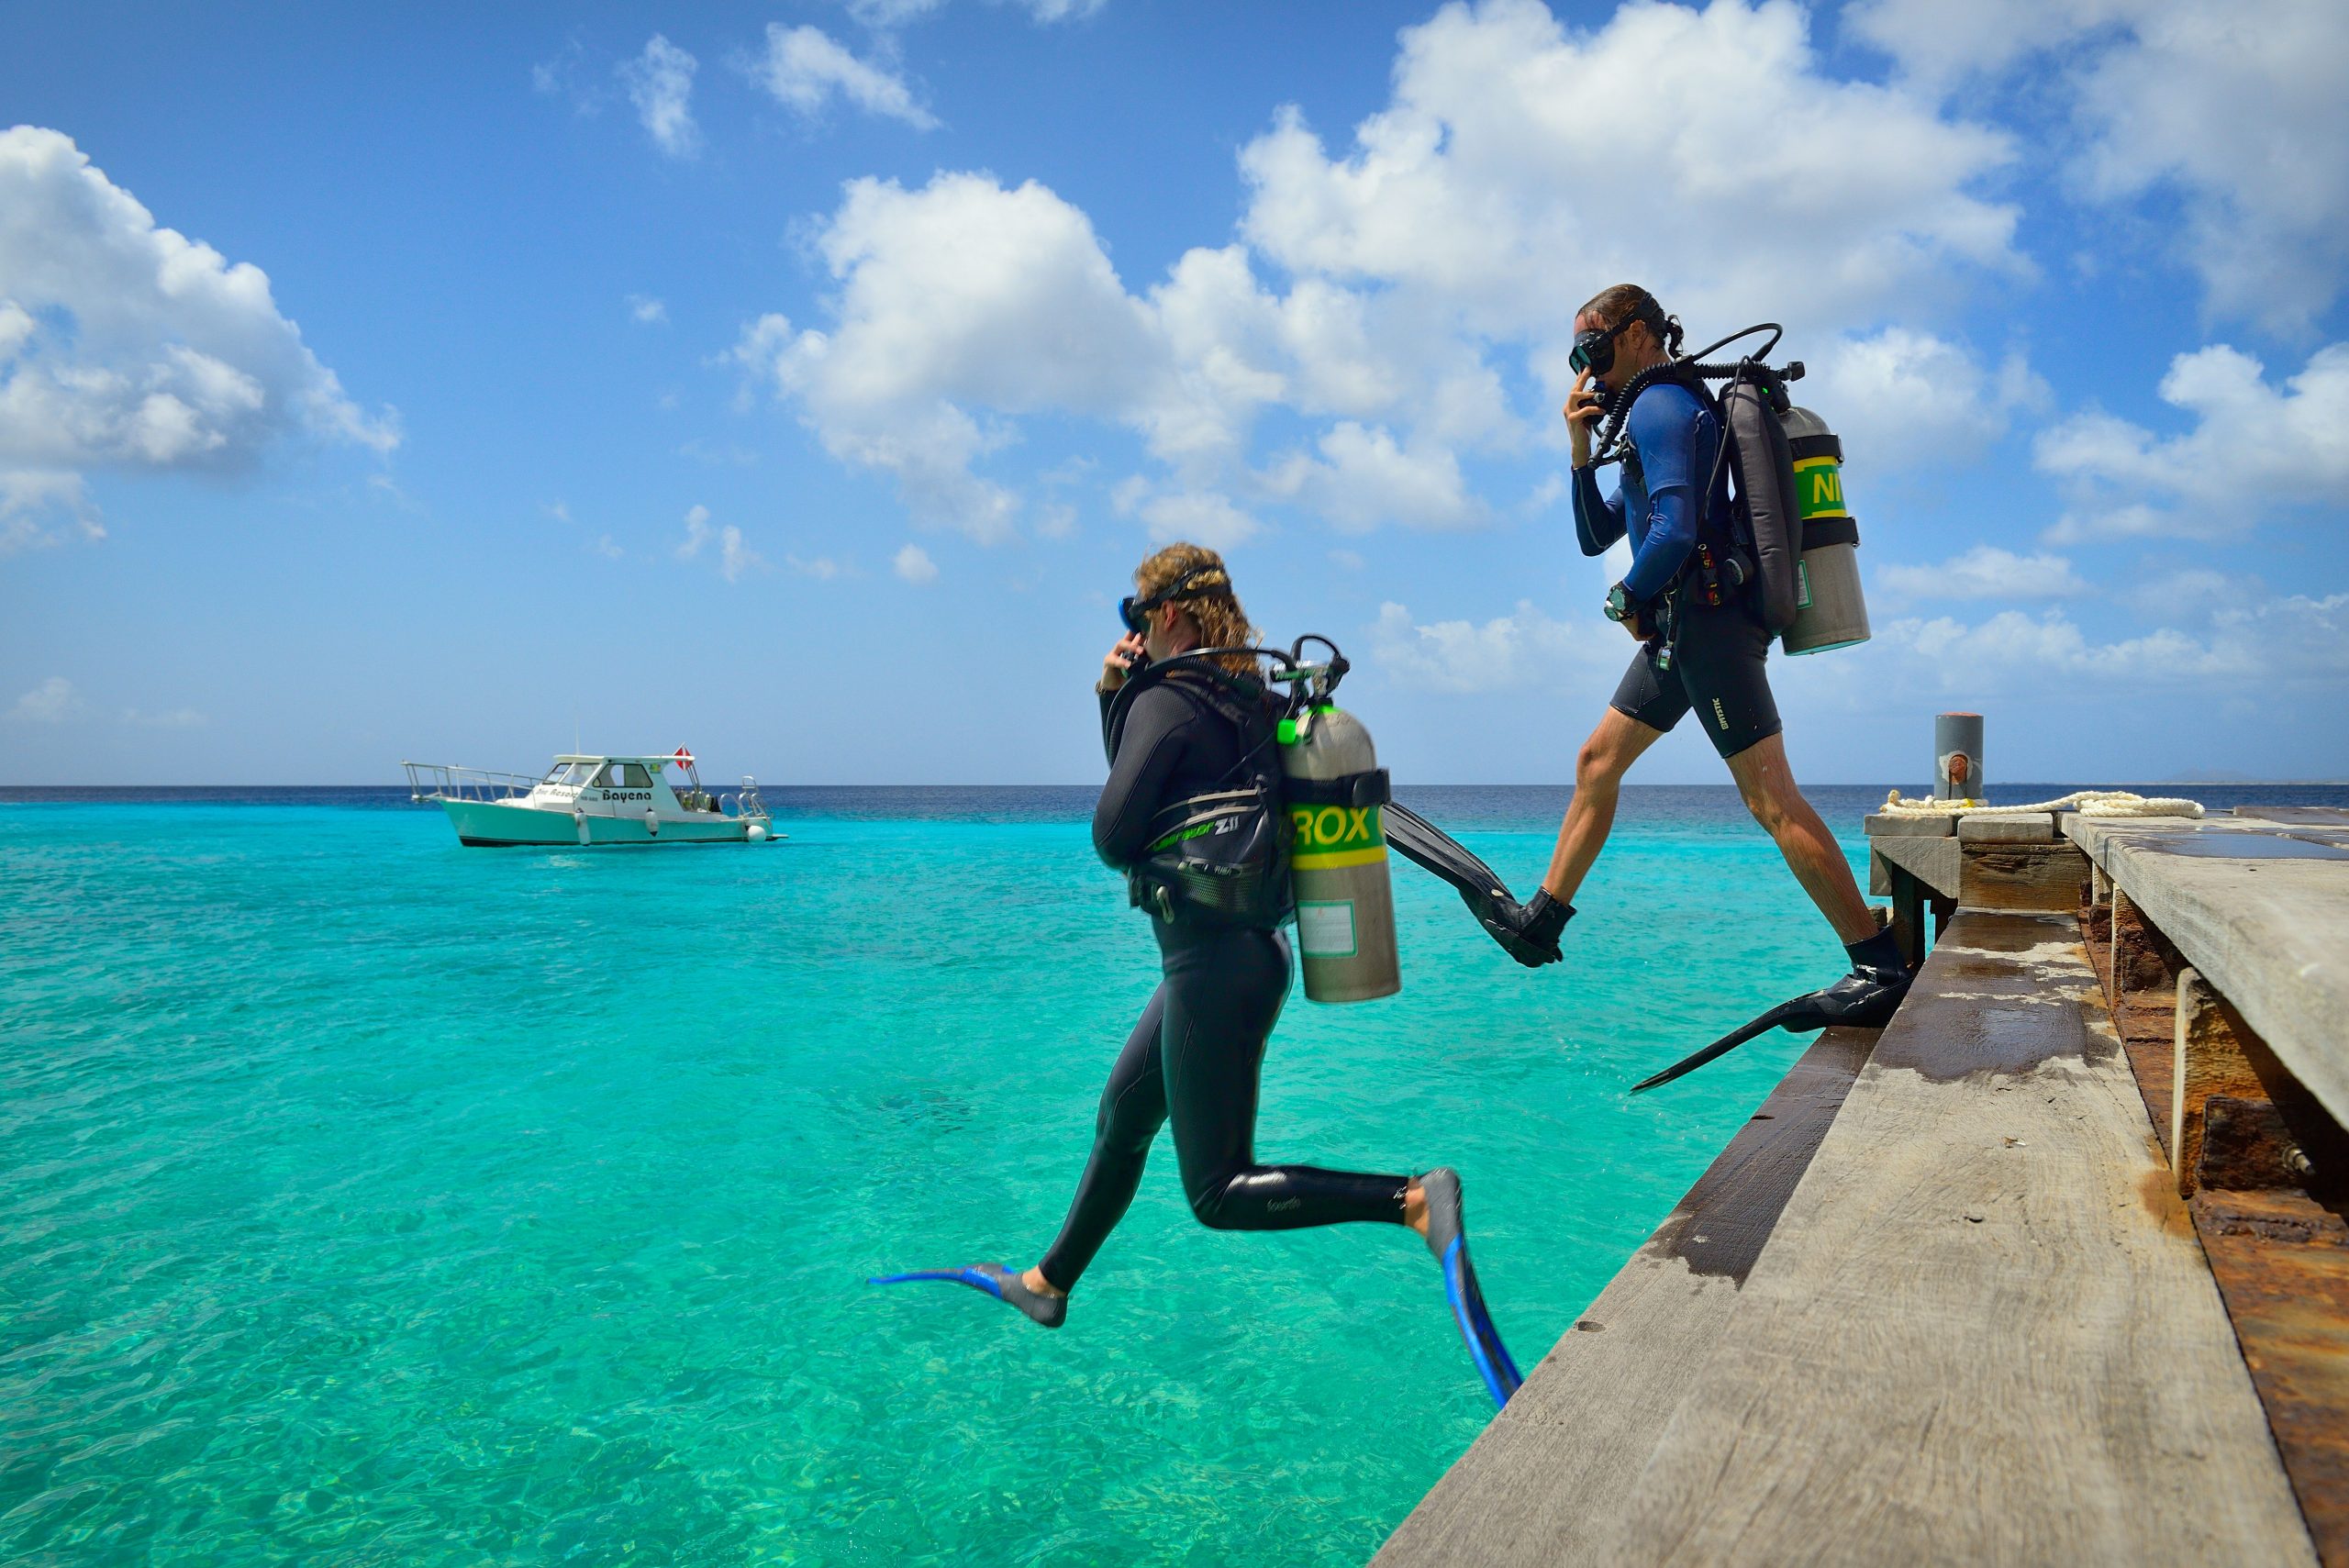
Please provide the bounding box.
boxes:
[1880,788,2204,819]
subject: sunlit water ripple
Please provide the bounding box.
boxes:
[6,783,2339,1564]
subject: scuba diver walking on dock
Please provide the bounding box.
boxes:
[1502,284,1911,1086]
[871,544,1521,1407]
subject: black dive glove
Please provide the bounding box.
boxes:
[1474,888,1573,968]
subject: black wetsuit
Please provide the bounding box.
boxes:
[1035,672,1409,1293]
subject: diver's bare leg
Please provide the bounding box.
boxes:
[1724,732,1875,944]
[1541,707,1665,902]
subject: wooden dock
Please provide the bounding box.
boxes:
[1373,806,2348,1567]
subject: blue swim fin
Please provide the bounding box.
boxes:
[1419,1167,1521,1407]
[1441,1239,1522,1406]
[868,1262,1066,1329]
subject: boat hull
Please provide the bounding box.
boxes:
[440,798,754,847]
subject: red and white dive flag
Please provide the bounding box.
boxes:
[671,747,695,770]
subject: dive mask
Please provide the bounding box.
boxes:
[1119,565,1220,636]
[1569,315,1636,378]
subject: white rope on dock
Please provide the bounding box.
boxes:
[1880,788,2205,819]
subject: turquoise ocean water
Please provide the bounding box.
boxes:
[7,782,2343,1566]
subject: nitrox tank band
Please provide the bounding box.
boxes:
[1778,408,1869,655]
[1278,701,1400,1004]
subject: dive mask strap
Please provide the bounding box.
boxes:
[1119,564,1225,636]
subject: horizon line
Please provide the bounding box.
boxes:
[7,781,2347,792]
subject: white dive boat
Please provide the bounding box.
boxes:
[402,750,779,848]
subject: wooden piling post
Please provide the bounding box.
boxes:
[2172,970,2268,1197]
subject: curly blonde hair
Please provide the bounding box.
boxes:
[1134,542,1259,677]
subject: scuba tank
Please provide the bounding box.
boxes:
[1100,637,1399,1004]
[1777,406,1869,654]
[1589,325,1871,656]
[1276,651,1399,1002]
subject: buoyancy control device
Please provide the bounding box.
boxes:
[1107,655,1293,933]
[1102,637,1399,1004]
[1586,323,1870,657]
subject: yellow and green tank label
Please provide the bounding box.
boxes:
[1792,455,1847,520]
[1290,803,1386,869]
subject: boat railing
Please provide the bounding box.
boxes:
[402,762,540,805]
[720,777,772,822]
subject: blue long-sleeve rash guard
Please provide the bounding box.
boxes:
[1572,380,1727,605]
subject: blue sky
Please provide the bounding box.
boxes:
[4,0,2345,785]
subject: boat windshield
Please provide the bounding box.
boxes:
[543,762,596,785]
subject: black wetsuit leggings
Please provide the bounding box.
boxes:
[1036,927,1409,1293]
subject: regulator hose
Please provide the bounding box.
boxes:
[1584,322,1797,470]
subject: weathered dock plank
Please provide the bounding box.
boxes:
[1375,912,2314,1567]
[1370,1029,1876,1568]
[1597,912,2312,1566]
[1957,840,2087,912]
[1870,832,1958,899]
[1958,811,2054,842]
[2068,815,2349,1129]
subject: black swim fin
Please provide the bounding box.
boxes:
[1630,963,1912,1094]
[1385,802,1571,967]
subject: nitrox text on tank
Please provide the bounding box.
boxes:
[1278,698,1401,1004]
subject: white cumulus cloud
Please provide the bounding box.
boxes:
[1881,593,2349,689]
[893,541,938,583]
[0,128,395,540]
[7,675,81,723]
[2,470,99,556]
[674,503,764,582]
[1876,545,2087,603]
[2036,342,2349,541]
[1262,422,1481,532]
[738,2,2040,547]
[732,173,1153,540]
[1803,328,2046,471]
[1239,0,2021,347]
[844,0,1106,27]
[1136,488,1260,550]
[751,25,938,129]
[1370,598,1610,694]
[627,294,668,325]
[619,35,701,159]
[1851,0,2349,332]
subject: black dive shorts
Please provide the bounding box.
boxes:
[1609,595,1783,760]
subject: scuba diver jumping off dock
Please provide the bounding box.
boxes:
[1502,284,1913,1088]
[872,544,1521,1407]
